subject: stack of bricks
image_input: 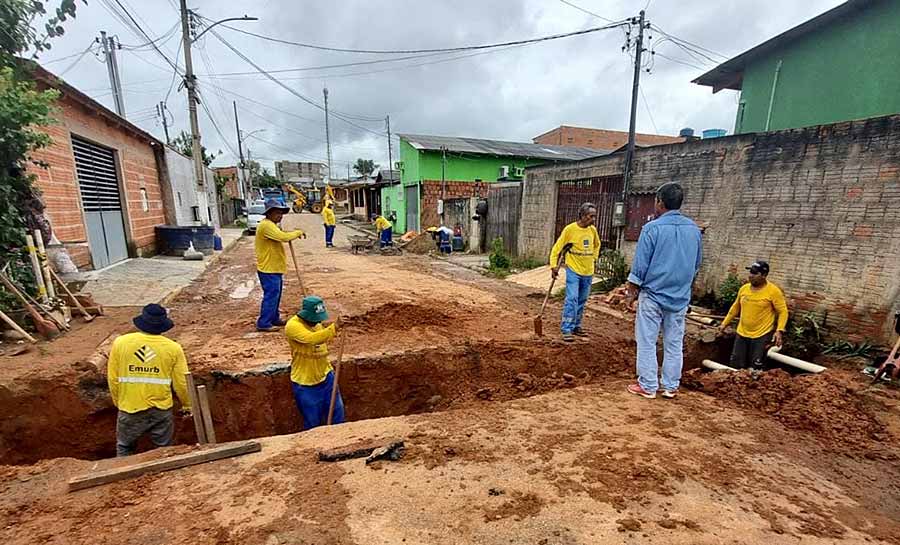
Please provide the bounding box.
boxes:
[419,180,488,229]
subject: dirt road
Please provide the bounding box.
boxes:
[0,212,898,543]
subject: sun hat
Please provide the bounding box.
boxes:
[264,198,290,214]
[297,295,329,323]
[133,304,174,334]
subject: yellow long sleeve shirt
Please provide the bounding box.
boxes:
[322,207,336,226]
[255,218,304,274]
[722,282,789,339]
[374,216,392,231]
[549,222,601,277]
[107,332,191,414]
[284,316,337,386]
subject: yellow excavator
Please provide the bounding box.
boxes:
[285,184,325,214]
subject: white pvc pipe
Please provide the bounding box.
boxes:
[767,346,826,374]
[702,359,737,371]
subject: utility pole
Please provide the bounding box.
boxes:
[386,115,394,181]
[233,101,249,209]
[99,31,125,117]
[179,0,209,223]
[323,87,333,183]
[157,102,170,144]
[440,146,447,225]
[622,10,647,199]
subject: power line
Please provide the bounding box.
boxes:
[119,21,180,50]
[556,0,619,23]
[650,24,728,61]
[191,50,466,77]
[197,91,240,159]
[651,51,705,71]
[41,41,98,65]
[215,19,629,54]
[104,0,181,71]
[639,86,659,134]
[58,43,99,76]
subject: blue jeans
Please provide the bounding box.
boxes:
[635,291,687,392]
[324,224,335,247]
[291,371,345,430]
[380,227,392,248]
[561,270,592,334]
[256,272,283,329]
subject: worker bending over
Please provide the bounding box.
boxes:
[322,201,336,248]
[285,296,345,429]
[107,304,192,456]
[719,260,788,369]
[372,213,393,248]
[256,198,305,332]
[550,202,601,342]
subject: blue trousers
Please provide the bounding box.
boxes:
[291,371,345,430]
[324,224,335,247]
[561,270,592,333]
[256,272,283,329]
[635,292,687,392]
[380,227,393,248]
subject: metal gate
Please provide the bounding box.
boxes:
[555,175,623,249]
[404,185,419,232]
[444,198,469,232]
[484,182,522,255]
[72,137,129,269]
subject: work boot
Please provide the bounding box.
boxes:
[562,333,575,343]
[573,328,588,337]
[256,326,278,333]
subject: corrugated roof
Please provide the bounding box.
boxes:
[693,0,881,92]
[398,133,609,161]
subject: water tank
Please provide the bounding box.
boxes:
[702,128,727,139]
[679,127,695,138]
[155,225,216,256]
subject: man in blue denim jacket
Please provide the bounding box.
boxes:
[624,182,703,399]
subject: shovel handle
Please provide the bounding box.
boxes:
[327,326,347,426]
[539,247,571,316]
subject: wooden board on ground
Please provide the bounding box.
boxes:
[68,440,261,492]
[506,266,602,293]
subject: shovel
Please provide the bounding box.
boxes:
[533,243,573,337]
[327,322,347,426]
[288,240,307,297]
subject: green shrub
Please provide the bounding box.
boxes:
[715,273,742,313]
[488,237,510,271]
[593,249,629,293]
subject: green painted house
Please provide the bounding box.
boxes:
[383,134,603,234]
[694,0,900,134]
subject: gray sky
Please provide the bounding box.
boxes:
[35,0,844,173]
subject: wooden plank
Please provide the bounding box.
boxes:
[196,385,217,444]
[185,373,207,444]
[68,440,261,492]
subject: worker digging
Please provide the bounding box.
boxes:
[372,213,393,248]
[254,198,306,332]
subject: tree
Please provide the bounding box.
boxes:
[353,158,378,177]
[171,130,220,167]
[255,168,280,188]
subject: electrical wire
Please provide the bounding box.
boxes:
[652,51,705,71]
[197,91,240,159]
[58,43,99,76]
[41,42,98,64]
[102,0,181,71]
[639,86,659,134]
[556,0,620,23]
[119,21,180,50]
[650,24,728,61]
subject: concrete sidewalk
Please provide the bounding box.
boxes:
[70,228,244,307]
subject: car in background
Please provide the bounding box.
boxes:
[247,201,266,233]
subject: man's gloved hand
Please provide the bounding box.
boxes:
[551,266,559,279]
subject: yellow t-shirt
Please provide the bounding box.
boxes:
[284,316,337,386]
[255,219,303,274]
[322,207,336,226]
[549,222,601,277]
[374,216,392,231]
[722,282,789,339]
[107,332,191,413]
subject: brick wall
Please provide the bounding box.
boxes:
[214,166,240,198]
[533,126,683,151]
[28,91,166,269]
[420,180,489,229]
[522,115,900,342]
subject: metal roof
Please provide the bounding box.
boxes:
[693,0,881,92]
[398,133,609,161]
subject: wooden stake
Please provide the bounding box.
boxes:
[68,440,261,491]
[33,230,56,300]
[327,326,347,426]
[24,234,48,304]
[288,240,307,296]
[0,309,37,343]
[185,373,207,444]
[196,385,217,444]
[48,267,94,322]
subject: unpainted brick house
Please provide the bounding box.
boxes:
[28,65,168,270]
[520,115,900,342]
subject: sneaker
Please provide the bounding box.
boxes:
[627,383,656,399]
[562,333,575,343]
[273,319,287,327]
[572,328,589,337]
[660,389,677,399]
[256,326,278,332]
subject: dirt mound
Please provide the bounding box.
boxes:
[401,233,437,255]
[683,368,893,454]
[344,302,454,332]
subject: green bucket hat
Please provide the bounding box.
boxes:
[298,295,329,323]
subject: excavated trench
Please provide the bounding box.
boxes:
[0,336,724,465]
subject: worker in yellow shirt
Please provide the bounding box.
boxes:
[284,295,344,429]
[256,198,306,332]
[372,213,393,248]
[719,260,789,369]
[322,201,336,248]
[550,202,601,342]
[107,304,192,456]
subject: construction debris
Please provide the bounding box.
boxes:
[365,440,405,465]
[318,438,405,463]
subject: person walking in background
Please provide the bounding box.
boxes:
[719,261,788,369]
[625,183,702,399]
[372,213,393,248]
[284,296,345,429]
[322,200,336,248]
[255,198,306,332]
[550,202,601,342]
[107,304,192,456]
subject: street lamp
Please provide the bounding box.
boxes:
[239,129,266,203]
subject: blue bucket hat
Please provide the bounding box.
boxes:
[133,304,174,334]
[264,198,290,214]
[297,295,329,323]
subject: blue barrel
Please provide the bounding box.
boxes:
[155,225,216,256]
[213,234,223,251]
[702,128,727,139]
